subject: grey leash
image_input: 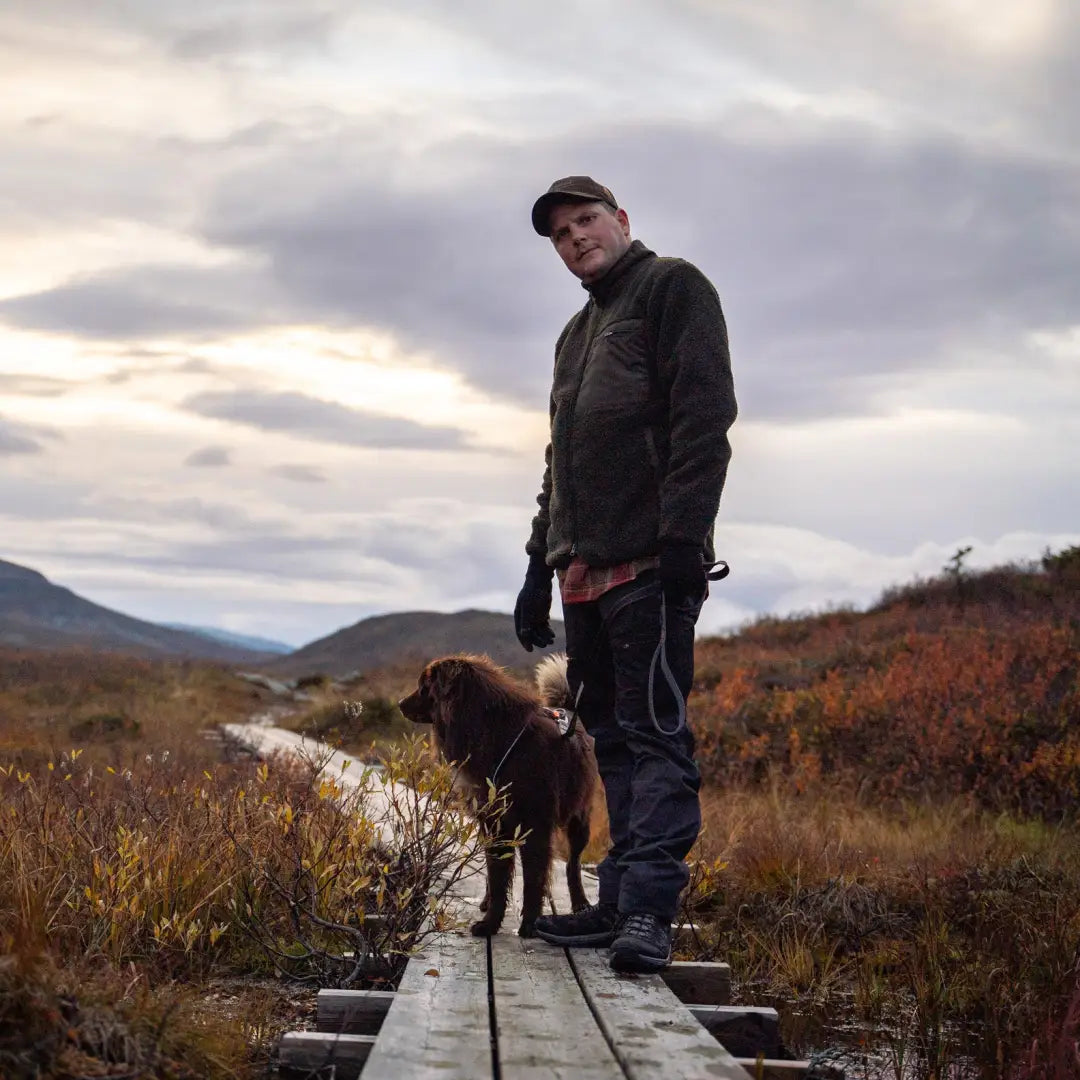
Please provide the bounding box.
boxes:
[648,560,729,736]
[490,723,529,787]
[560,559,730,740]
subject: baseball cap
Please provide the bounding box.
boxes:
[531,176,618,236]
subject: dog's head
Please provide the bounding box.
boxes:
[398,657,475,741]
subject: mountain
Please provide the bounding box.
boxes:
[0,558,265,662]
[164,624,293,655]
[268,608,565,679]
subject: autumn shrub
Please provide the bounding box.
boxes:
[682,787,1080,1078]
[0,718,499,1076]
[0,735,490,980]
[692,564,1080,818]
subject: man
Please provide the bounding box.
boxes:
[514,176,736,973]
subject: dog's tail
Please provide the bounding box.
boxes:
[535,651,573,709]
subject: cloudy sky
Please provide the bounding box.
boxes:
[2,0,1077,647]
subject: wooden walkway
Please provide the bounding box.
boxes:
[223,723,811,1079]
[281,926,808,1079]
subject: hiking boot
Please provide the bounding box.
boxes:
[609,912,672,973]
[534,902,621,947]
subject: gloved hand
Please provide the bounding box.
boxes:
[659,542,706,600]
[514,556,556,652]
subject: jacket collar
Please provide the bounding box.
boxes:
[582,239,654,304]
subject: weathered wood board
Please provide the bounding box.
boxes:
[569,948,749,1080]
[360,932,492,1080]
[490,935,623,1079]
[660,959,733,1005]
[278,1032,376,1078]
[316,988,395,1034]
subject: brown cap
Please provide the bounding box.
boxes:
[531,176,618,236]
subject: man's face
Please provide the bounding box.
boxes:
[548,201,631,283]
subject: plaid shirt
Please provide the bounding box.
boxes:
[558,555,660,605]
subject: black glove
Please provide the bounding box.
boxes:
[514,557,556,652]
[659,542,707,600]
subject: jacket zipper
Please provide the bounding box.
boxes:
[564,306,604,562]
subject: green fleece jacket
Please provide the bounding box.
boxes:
[527,240,737,569]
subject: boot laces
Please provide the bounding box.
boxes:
[621,912,664,940]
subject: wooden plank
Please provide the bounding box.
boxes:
[361,933,493,1080]
[660,960,732,1005]
[733,1059,811,1079]
[688,1005,779,1024]
[689,1005,782,1059]
[490,936,623,1080]
[278,1032,376,1078]
[569,949,748,1079]
[316,989,395,1034]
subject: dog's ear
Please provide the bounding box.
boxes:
[431,658,468,697]
[427,659,473,752]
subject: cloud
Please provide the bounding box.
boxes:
[0,416,63,455]
[168,8,340,60]
[184,445,231,467]
[5,109,1071,425]
[0,424,42,455]
[181,388,472,449]
[0,262,275,339]
[0,374,70,396]
[267,463,326,483]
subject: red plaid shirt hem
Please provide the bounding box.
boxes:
[558,555,660,605]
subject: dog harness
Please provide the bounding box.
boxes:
[544,707,574,736]
[489,706,578,788]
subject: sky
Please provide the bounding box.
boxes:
[1,0,1077,648]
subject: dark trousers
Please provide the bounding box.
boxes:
[562,571,704,923]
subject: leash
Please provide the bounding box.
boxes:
[490,722,530,788]
[648,559,729,736]
[560,559,730,740]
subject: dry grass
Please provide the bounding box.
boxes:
[681,785,1080,1077]
[2,551,1077,1078]
[0,648,492,1078]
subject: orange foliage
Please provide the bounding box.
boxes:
[691,571,1080,819]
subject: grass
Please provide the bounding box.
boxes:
[679,786,1080,1076]
[0,648,491,1078]
[1,548,1078,1078]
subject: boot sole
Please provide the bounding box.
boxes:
[534,928,617,947]
[608,944,671,973]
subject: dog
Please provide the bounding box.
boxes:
[398,652,597,938]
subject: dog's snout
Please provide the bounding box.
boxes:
[398,690,427,723]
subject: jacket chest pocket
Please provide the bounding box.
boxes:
[578,318,651,412]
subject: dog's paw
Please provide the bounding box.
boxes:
[470,919,498,937]
[517,918,536,938]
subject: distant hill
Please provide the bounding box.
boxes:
[164,624,293,655]
[267,608,565,679]
[0,558,265,662]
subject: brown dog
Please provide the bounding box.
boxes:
[398,653,597,938]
